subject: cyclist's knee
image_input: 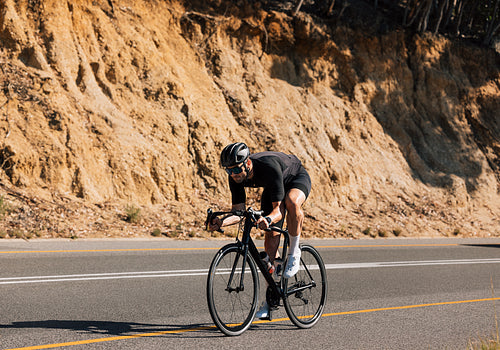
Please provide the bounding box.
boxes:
[285,197,303,216]
[285,188,305,206]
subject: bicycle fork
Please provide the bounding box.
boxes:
[225,244,250,293]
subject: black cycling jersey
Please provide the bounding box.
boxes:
[228,152,311,208]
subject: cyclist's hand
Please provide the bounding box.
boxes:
[256,217,270,230]
[208,217,222,231]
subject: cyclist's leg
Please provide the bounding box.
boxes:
[264,232,280,261]
[283,170,311,278]
[283,189,305,278]
[261,189,281,261]
[285,188,306,238]
[284,168,311,237]
[256,190,281,320]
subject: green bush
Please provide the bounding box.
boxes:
[0,195,11,218]
[125,204,141,223]
[152,228,162,237]
[378,229,388,238]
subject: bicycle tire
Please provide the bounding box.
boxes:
[206,243,259,336]
[283,244,327,328]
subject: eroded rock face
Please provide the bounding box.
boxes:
[0,0,498,239]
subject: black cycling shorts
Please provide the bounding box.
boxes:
[260,166,311,216]
[285,167,311,200]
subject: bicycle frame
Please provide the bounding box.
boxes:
[241,212,288,300]
[206,206,328,334]
[207,208,288,300]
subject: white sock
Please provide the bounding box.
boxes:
[289,235,301,257]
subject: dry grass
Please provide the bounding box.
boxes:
[467,338,500,350]
[468,279,499,350]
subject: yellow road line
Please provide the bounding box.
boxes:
[0,243,459,254]
[322,297,500,316]
[3,325,215,350]
[0,247,224,254]
[4,297,500,350]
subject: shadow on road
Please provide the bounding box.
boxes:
[461,244,500,249]
[0,319,292,338]
[0,320,216,336]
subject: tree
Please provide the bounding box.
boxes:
[433,0,449,35]
[483,0,500,45]
[288,0,499,46]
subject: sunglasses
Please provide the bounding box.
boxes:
[225,164,244,175]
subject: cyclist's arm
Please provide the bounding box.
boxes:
[208,203,245,231]
[256,201,282,230]
[221,203,245,227]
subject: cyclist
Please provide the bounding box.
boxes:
[208,142,311,318]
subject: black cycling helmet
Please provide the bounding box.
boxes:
[220,142,250,168]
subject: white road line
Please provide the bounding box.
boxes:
[0,269,208,281]
[1,258,500,285]
[0,269,209,285]
[324,258,500,269]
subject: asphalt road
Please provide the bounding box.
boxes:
[1,237,500,349]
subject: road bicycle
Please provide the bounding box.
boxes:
[205,207,327,336]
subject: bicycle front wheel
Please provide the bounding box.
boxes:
[283,244,327,328]
[206,244,259,336]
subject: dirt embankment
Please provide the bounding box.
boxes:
[0,0,498,240]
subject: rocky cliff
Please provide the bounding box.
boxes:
[0,0,498,239]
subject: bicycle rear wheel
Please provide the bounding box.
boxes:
[283,244,327,328]
[206,243,259,336]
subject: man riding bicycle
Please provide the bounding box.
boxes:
[208,142,312,318]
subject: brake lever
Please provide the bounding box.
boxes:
[205,208,224,233]
[205,208,213,231]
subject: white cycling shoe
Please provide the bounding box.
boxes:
[255,301,269,319]
[283,253,301,279]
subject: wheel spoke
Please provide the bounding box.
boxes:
[283,245,327,328]
[207,245,259,336]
